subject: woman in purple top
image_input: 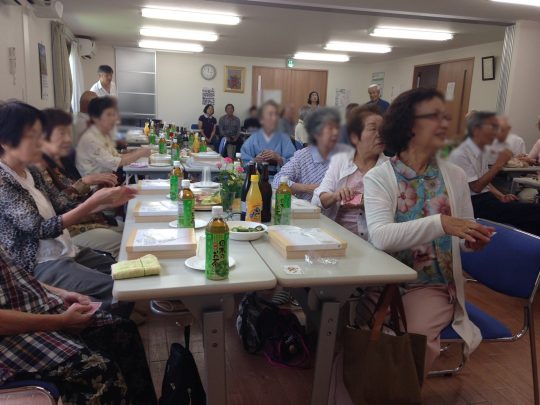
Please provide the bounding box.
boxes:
[198,104,217,149]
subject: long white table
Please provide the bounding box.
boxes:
[114,196,276,405]
[251,216,417,405]
[114,196,417,405]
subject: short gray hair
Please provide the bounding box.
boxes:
[466,111,497,138]
[298,106,310,121]
[304,107,340,145]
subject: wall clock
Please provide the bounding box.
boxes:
[201,64,217,80]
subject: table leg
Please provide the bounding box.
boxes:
[310,301,340,405]
[203,310,227,405]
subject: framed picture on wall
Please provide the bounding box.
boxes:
[224,65,245,93]
[482,56,496,81]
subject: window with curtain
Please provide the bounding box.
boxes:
[69,41,85,113]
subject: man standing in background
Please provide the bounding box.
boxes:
[218,104,241,158]
[72,91,97,146]
[90,65,117,97]
[366,84,389,113]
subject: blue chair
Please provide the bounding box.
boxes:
[431,219,540,404]
[191,123,199,130]
[0,380,60,404]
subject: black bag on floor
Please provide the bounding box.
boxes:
[159,326,206,405]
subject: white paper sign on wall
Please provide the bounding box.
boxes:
[445,82,456,101]
[202,87,215,106]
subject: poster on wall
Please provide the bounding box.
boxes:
[202,87,215,106]
[38,43,48,100]
[371,72,385,97]
[335,88,351,108]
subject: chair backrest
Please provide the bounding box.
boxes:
[191,123,199,130]
[461,219,540,299]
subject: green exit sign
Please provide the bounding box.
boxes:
[287,58,295,68]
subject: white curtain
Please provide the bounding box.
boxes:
[69,41,85,113]
[51,21,72,111]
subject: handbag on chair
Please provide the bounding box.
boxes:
[342,285,426,405]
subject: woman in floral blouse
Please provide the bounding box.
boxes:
[364,88,495,372]
[0,246,156,404]
[37,108,122,258]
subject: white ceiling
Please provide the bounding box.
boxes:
[57,0,533,63]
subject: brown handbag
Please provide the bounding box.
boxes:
[342,285,427,405]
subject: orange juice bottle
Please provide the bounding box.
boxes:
[192,134,200,153]
[143,121,150,137]
[246,174,262,222]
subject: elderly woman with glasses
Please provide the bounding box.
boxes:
[272,107,351,201]
[363,87,495,372]
[313,105,386,239]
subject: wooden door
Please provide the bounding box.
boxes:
[436,58,474,141]
[251,66,328,117]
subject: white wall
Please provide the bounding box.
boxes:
[0,4,55,108]
[81,43,116,91]
[155,52,365,125]
[360,41,503,112]
[504,20,540,150]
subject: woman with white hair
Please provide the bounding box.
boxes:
[272,107,351,201]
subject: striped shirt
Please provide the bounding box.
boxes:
[0,247,112,384]
[272,144,352,201]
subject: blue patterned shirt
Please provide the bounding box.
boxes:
[272,144,352,201]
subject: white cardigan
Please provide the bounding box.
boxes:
[363,157,482,357]
[312,150,387,221]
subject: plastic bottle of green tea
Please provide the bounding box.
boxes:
[205,206,229,280]
[275,175,292,225]
[169,161,183,201]
[178,179,195,228]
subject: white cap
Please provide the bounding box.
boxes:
[173,160,181,167]
[280,175,289,183]
[159,133,165,138]
[181,179,190,188]
[212,206,223,215]
[236,153,241,158]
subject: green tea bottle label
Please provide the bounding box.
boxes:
[170,176,179,201]
[181,199,195,228]
[275,193,291,225]
[205,231,229,280]
[159,140,167,154]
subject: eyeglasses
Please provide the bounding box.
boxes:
[414,111,452,122]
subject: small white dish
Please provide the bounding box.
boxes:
[149,162,171,167]
[192,181,220,188]
[168,219,208,229]
[185,256,236,271]
[228,221,268,241]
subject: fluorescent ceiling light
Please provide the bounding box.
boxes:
[370,26,454,41]
[293,52,349,62]
[491,0,540,6]
[140,27,218,42]
[325,41,391,54]
[138,40,204,52]
[142,7,240,25]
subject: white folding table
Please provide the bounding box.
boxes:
[250,215,417,405]
[113,197,276,405]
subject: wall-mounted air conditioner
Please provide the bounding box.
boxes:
[31,0,63,19]
[78,37,95,59]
